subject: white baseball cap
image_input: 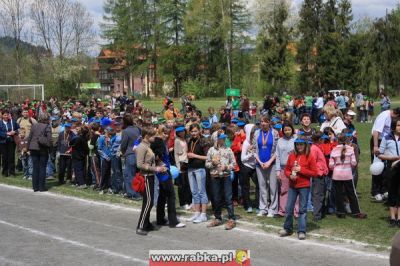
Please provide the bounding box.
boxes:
[347,110,356,116]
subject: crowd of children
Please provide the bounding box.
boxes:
[2,92,397,240]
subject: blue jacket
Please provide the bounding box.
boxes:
[0,121,8,144]
[97,135,113,161]
[0,119,19,144]
[110,134,121,157]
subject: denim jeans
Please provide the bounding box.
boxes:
[211,177,235,220]
[284,187,309,233]
[111,156,123,193]
[21,155,33,178]
[123,154,141,198]
[188,168,208,204]
[46,146,57,177]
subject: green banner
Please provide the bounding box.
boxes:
[80,83,101,90]
[226,88,240,97]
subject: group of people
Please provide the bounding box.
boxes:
[0,90,398,240]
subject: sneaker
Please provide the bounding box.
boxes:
[46,176,55,180]
[278,229,292,237]
[336,213,346,219]
[225,219,236,230]
[383,192,389,199]
[173,222,186,228]
[246,207,253,213]
[257,211,267,217]
[389,219,397,227]
[185,204,192,210]
[193,214,207,224]
[107,188,114,195]
[207,219,223,228]
[298,232,306,240]
[267,212,274,218]
[99,190,105,195]
[78,184,87,189]
[27,177,32,180]
[352,213,367,219]
[374,194,383,202]
[187,213,200,222]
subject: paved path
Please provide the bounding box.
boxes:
[0,185,389,266]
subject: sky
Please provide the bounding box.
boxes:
[81,0,399,46]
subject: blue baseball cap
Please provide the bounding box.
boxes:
[71,118,78,122]
[175,126,185,133]
[64,123,72,128]
[274,124,282,130]
[101,118,112,128]
[294,138,306,144]
[237,121,246,127]
[345,133,353,137]
[218,133,228,139]
[321,134,329,140]
[201,122,211,129]
[231,118,239,124]
[271,117,281,123]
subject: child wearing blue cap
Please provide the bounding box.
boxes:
[279,137,318,240]
[205,133,237,230]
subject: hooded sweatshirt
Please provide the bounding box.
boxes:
[241,124,256,169]
[275,135,295,171]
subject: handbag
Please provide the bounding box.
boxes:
[131,172,145,193]
[38,125,50,147]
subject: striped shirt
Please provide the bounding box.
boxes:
[329,145,357,181]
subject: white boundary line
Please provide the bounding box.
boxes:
[0,219,148,265]
[0,183,391,256]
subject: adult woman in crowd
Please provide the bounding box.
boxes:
[120,114,142,200]
[254,115,280,217]
[320,105,347,135]
[27,112,52,192]
[187,123,209,223]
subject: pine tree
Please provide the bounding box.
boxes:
[297,0,323,92]
[316,0,340,90]
[257,1,292,89]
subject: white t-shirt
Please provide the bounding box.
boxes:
[320,116,347,135]
[315,97,324,109]
[371,110,391,138]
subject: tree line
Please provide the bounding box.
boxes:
[0,0,96,98]
[103,0,400,98]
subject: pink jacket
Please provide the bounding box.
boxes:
[329,145,357,181]
[310,145,329,177]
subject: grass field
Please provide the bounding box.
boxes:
[0,98,399,248]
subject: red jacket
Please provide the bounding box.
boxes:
[284,153,318,189]
[231,131,246,154]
